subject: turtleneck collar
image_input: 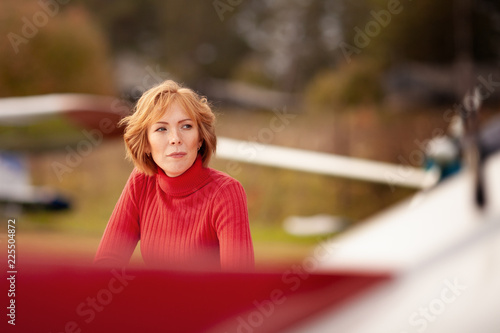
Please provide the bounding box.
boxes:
[157,155,211,196]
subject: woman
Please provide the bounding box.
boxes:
[94,80,254,271]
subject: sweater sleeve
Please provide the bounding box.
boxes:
[212,179,255,271]
[94,170,142,267]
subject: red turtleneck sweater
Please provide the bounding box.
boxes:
[94,156,254,271]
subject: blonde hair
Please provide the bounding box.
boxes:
[120,80,216,175]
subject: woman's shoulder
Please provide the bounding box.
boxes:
[122,169,159,205]
[207,168,244,191]
[205,168,247,208]
[129,168,154,182]
[126,168,157,191]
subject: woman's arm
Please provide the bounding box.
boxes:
[213,179,255,271]
[94,170,142,267]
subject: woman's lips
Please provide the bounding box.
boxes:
[167,152,187,158]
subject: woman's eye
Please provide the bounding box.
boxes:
[155,127,167,132]
[182,124,193,129]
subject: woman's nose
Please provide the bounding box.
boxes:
[169,130,181,145]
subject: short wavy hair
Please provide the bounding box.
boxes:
[120,80,216,175]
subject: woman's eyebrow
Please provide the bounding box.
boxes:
[154,119,193,125]
[153,118,194,125]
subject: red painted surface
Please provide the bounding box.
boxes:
[2,259,391,333]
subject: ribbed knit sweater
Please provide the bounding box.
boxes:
[94,156,254,271]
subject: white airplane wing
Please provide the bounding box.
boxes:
[217,137,439,189]
[0,93,121,123]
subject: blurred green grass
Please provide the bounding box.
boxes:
[0,116,85,151]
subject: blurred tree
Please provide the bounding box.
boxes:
[305,58,383,110]
[233,0,343,92]
[339,0,500,66]
[231,0,499,93]
[473,0,500,63]
[5,0,497,100]
[80,0,250,85]
[310,0,500,108]
[0,0,115,97]
[79,0,345,93]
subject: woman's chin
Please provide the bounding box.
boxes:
[161,163,188,177]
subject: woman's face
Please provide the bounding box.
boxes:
[147,102,202,177]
